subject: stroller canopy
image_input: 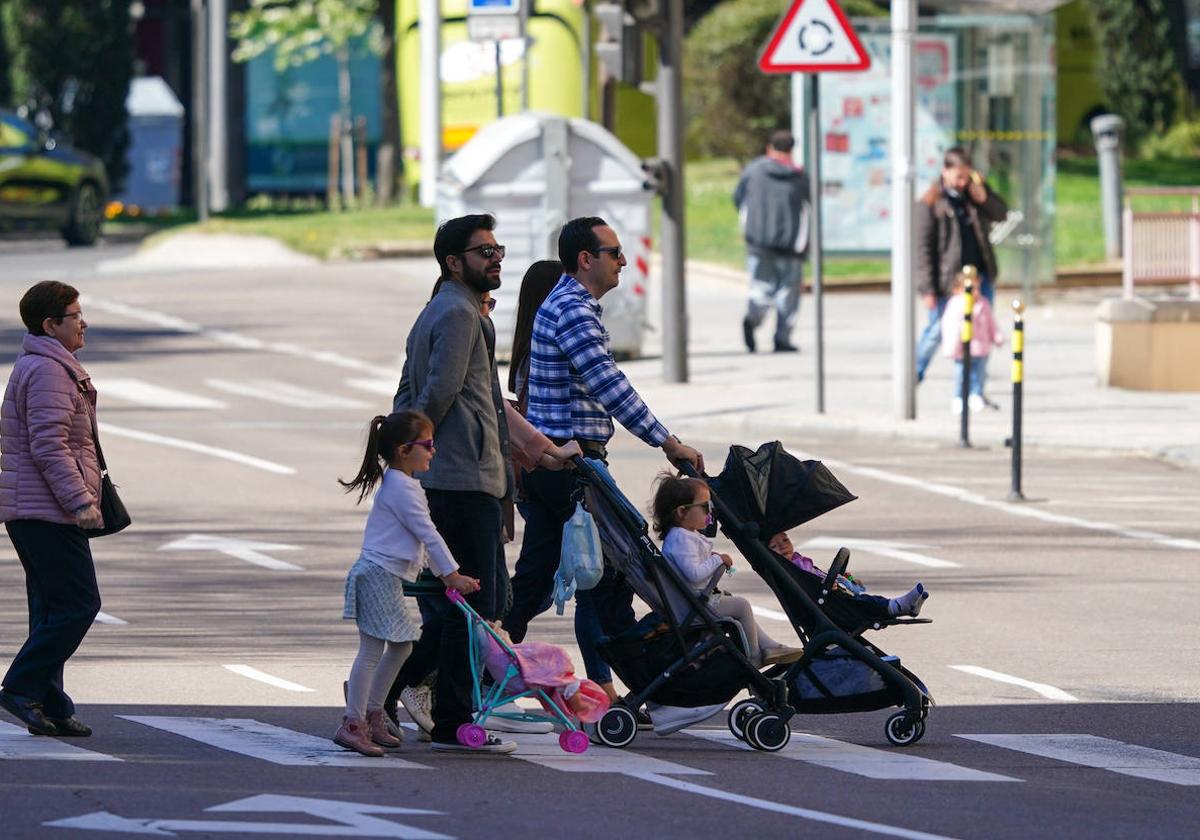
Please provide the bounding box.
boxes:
[709,442,856,536]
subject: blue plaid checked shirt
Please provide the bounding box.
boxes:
[526,275,670,446]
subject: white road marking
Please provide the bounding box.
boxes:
[99,422,296,475]
[94,379,227,410]
[949,665,1078,702]
[94,611,128,625]
[792,450,1200,552]
[751,603,790,622]
[346,377,400,396]
[630,772,966,840]
[801,537,960,569]
[956,734,1200,786]
[686,728,1016,782]
[509,731,710,775]
[205,378,369,410]
[120,716,430,768]
[222,665,316,692]
[0,722,121,761]
[46,793,450,838]
[159,533,304,571]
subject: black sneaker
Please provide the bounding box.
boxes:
[773,341,799,353]
[742,318,756,353]
[617,700,653,731]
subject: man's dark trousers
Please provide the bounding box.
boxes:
[2,520,101,718]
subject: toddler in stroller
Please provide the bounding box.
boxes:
[447,589,610,754]
[767,532,929,619]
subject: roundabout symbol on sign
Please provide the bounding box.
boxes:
[798,20,834,57]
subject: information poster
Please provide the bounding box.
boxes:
[818,32,958,252]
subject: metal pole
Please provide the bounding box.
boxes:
[206,0,228,212]
[891,0,916,419]
[418,0,442,208]
[791,73,806,168]
[658,0,687,383]
[807,74,825,414]
[1008,298,1025,500]
[190,0,209,222]
[495,40,505,118]
[958,273,974,448]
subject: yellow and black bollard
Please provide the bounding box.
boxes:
[1008,299,1026,500]
[958,268,975,448]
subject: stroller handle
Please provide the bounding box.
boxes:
[445,588,466,604]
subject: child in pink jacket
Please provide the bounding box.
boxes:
[940,271,1004,413]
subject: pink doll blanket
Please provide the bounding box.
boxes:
[478,629,609,723]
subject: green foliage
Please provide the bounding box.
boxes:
[0,0,134,188]
[230,0,382,71]
[683,0,884,160]
[1140,120,1200,159]
[1089,0,1183,151]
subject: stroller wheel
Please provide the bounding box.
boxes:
[456,723,488,749]
[745,713,790,752]
[727,698,766,741]
[885,712,925,747]
[559,730,590,754]
[595,705,638,749]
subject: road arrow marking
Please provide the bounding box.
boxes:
[955,735,1200,786]
[44,793,451,837]
[159,534,303,571]
[800,537,960,569]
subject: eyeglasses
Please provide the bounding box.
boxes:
[458,244,505,260]
[56,311,84,322]
[482,297,497,312]
[590,246,623,260]
[410,439,435,451]
[678,500,713,514]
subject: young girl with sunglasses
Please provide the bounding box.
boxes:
[652,474,804,668]
[335,410,481,757]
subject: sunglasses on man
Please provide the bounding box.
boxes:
[457,244,506,260]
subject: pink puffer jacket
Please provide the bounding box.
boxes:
[0,334,101,525]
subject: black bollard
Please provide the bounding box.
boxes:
[1008,299,1026,500]
[958,270,975,448]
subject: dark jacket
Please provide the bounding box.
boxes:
[393,279,510,499]
[733,156,811,257]
[914,180,1008,298]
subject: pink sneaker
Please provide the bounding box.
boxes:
[366,709,402,748]
[333,716,384,757]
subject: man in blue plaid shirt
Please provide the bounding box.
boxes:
[505,216,704,719]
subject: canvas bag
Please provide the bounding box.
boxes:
[552,501,603,614]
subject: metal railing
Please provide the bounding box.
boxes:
[1121,187,1200,300]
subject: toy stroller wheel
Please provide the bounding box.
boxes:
[745,713,790,752]
[559,730,590,754]
[456,723,488,749]
[595,705,638,749]
[727,699,765,741]
[885,712,922,747]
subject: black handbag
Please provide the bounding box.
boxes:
[85,416,131,538]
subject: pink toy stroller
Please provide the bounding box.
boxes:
[446,589,609,753]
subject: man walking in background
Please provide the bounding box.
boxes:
[733,129,811,354]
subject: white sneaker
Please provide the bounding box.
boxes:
[430,733,517,754]
[968,394,986,413]
[399,685,434,735]
[646,702,727,736]
[485,701,554,734]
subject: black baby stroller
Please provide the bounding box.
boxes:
[575,457,795,752]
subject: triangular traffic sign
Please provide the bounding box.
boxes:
[759,0,871,74]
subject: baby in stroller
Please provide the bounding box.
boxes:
[653,474,806,668]
[767,532,929,618]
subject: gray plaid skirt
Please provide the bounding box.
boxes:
[342,554,422,643]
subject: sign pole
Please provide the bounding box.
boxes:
[806,74,825,414]
[891,0,917,419]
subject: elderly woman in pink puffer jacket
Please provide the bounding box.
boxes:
[0,281,105,738]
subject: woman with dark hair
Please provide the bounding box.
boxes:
[508,260,564,411]
[0,281,106,737]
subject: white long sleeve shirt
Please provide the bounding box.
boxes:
[360,469,458,580]
[661,527,724,592]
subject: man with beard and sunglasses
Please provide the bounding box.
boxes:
[389,214,580,753]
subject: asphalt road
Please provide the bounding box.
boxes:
[0,245,1197,840]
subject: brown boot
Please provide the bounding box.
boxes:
[366,709,402,748]
[333,716,384,757]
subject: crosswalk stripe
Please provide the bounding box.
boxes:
[687,728,1018,782]
[94,611,128,625]
[510,731,711,776]
[120,716,430,769]
[345,377,399,396]
[0,722,121,761]
[94,379,227,410]
[204,378,370,409]
[955,734,1200,786]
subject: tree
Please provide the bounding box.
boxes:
[1090,0,1183,150]
[1,0,134,188]
[230,0,383,207]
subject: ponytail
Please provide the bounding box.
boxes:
[338,410,432,503]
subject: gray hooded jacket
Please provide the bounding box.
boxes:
[733,155,811,257]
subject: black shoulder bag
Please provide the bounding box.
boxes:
[84,404,131,539]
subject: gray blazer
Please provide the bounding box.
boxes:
[393,279,506,498]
